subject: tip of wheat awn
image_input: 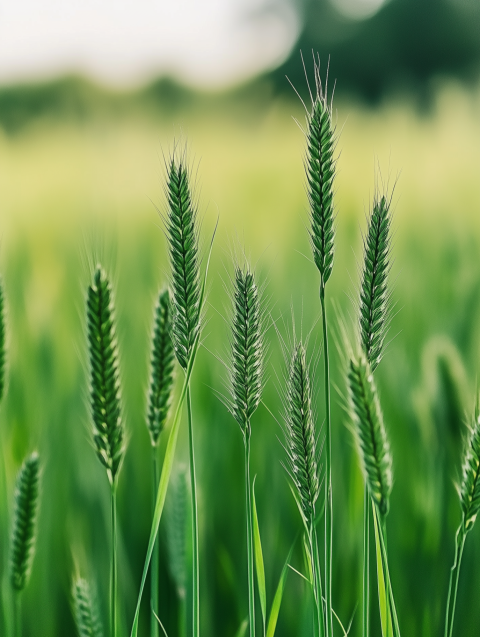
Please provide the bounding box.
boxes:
[87,265,125,486]
[147,289,175,446]
[306,59,336,288]
[227,265,265,438]
[9,452,41,592]
[166,152,201,371]
[283,342,320,525]
[348,354,392,516]
[359,192,392,372]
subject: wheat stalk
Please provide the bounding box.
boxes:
[359,193,392,372]
[73,578,104,637]
[166,150,202,637]
[305,56,336,637]
[86,265,124,637]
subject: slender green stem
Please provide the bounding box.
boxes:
[374,504,401,637]
[110,486,117,637]
[320,285,333,637]
[14,591,21,637]
[187,383,199,637]
[312,526,325,637]
[151,447,160,637]
[444,525,467,637]
[363,487,370,637]
[244,431,255,637]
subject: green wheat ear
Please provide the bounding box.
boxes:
[348,354,392,516]
[359,193,392,372]
[147,289,175,446]
[73,578,104,637]
[0,276,6,402]
[283,342,320,524]
[227,265,264,437]
[9,452,41,591]
[87,265,125,485]
[459,404,480,532]
[307,59,336,288]
[166,153,201,371]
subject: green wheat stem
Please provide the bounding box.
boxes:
[444,524,466,637]
[244,431,255,637]
[110,486,117,637]
[363,487,370,637]
[151,448,160,637]
[312,526,325,637]
[186,384,199,637]
[320,285,332,637]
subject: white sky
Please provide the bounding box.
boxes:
[0,0,299,88]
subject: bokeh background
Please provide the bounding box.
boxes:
[1,1,480,635]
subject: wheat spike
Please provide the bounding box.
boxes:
[147,289,175,445]
[87,265,125,485]
[359,193,392,372]
[459,406,480,532]
[166,154,201,371]
[307,60,336,288]
[9,452,41,591]
[283,343,320,524]
[73,578,104,637]
[348,354,392,516]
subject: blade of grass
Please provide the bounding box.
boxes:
[266,543,294,637]
[235,618,249,637]
[252,477,266,636]
[372,500,392,637]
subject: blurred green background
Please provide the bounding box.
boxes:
[1,1,480,636]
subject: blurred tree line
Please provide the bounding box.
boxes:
[271,0,480,100]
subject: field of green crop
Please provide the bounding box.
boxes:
[1,79,480,636]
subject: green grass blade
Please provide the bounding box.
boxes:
[235,618,249,637]
[374,507,401,637]
[372,501,392,637]
[252,477,266,635]
[266,543,294,637]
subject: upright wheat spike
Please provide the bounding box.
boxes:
[73,578,104,637]
[147,288,175,637]
[9,452,41,637]
[147,289,175,447]
[0,277,5,403]
[283,342,324,636]
[359,193,392,372]
[348,354,392,515]
[87,265,124,637]
[224,264,264,637]
[445,405,480,637]
[306,56,336,637]
[166,151,201,637]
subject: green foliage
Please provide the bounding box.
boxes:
[307,60,336,288]
[227,266,264,436]
[87,266,125,486]
[147,289,175,446]
[73,578,103,637]
[166,153,201,371]
[283,343,320,525]
[9,452,41,592]
[348,354,392,516]
[359,193,392,372]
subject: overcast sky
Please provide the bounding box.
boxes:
[0,0,300,87]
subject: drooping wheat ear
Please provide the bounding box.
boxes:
[459,407,480,532]
[9,452,41,591]
[0,276,5,402]
[283,343,320,524]
[87,265,125,486]
[348,355,392,516]
[227,266,264,437]
[73,578,104,637]
[359,193,392,372]
[166,467,188,599]
[307,60,336,288]
[147,289,175,446]
[166,154,201,371]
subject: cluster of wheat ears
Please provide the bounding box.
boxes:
[1,60,480,637]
